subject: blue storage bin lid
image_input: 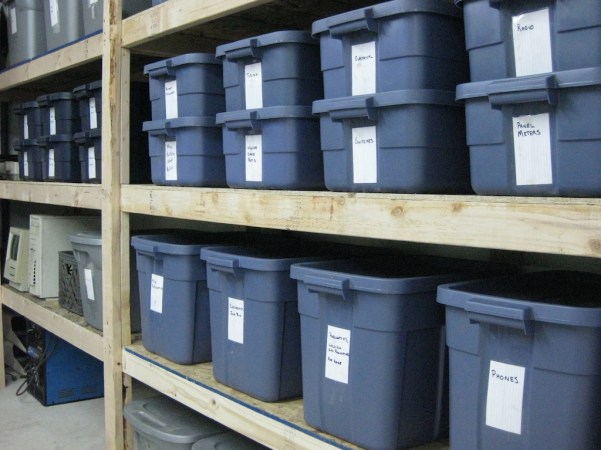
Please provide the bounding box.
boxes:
[69,231,102,247]
[36,134,75,145]
[73,80,103,98]
[143,116,218,134]
[74,128,102,143]
[132,233,224,256]
[12,101,39,114]
[144,53,222,77]
[312,0,461,37]
[36,92,77,104]
[215,30,316,60]
[437,270,601,328]
[456,67,601,102]
[201,245,321,272]
[124,396,227,445]
[216,106,314,128]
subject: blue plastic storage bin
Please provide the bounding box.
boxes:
[201,245,320,402]
[37,134,81,182]
[14,139,43,181]
[313,90,470,193]
[312,0,468,98]
[143,117,225,187]
[74,128,101,183]
[437,270,601,450]
[73,80,101,132]
[215,31,322,111]
[144,53,224,120]
[36,92,80,136]
[457,67,601,196]
[216,106,323,190]
[13,100,43,140]
[131,233,237,365]
[290,255,503,450]
[457,0,601,81]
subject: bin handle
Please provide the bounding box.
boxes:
[223,111,261,131]
[147,120,177,138]
[304,275,351,300]
[328,97,377,122]
[126,410,168,440]
[225,39,261,61]
[465,298,534,335]
[328,8,378,38]
[207,256,242,277]
[485,74,558,108]
[148,60,176,78]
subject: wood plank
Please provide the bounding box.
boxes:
[1,286,104,360]
[121,186,601,258]
[0,181,103,209]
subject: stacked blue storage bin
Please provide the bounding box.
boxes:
[456,0,601,196]
[143,54,226,187]
[215,31,323,189]
[312,0,470,193]
[12,100,44,181]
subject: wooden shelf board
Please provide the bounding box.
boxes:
[0,181,103,210]
[123,344,448,450]
[1,286,103,361]
[121,185,601,258]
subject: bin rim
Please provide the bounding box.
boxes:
[216,105,314,125]
[144,53,222,76]
[216,30,316,59]
[69,231,102,246]
[201,245,322,272]
[143,116,218,132]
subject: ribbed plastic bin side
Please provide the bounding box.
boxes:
[73,80,101,132]
[313,90,470,193]
[143,117,226,187]
[313,0,468,97]
[191,431,267,450]
[458,67,601,196]
[81,0,152,35]
[216,106,323,190]
[458,0,601,81]
[437,270,601,450]
[14,139,43,181]
[36,92,80,136]
[43,0,83,51]
[12,101,43,140]
[37,134,81,182]
[216,31,322,110]
[58,250,83,315]
[144,53,224,120]
[4,0,46,66]
[124,396,228,450]
[201,245,321,402]
[74,129,102,183]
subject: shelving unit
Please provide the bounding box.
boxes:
[0,1,599,449]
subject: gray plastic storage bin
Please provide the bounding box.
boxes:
[143,117,225,187]
[70,231,141,332]
[144,53,224,120]
[73,80,101,131]
[437,270,601,450]
[201,245,321,402]
[216,106,323,190]
[192,432,267,450]
[74,128,101,183]
[36,92,80,136]
[4,0,46,66]
[124,396,227,450]
[131,233,237,365]
[312,0,468,98]
[43,0,83,51]
[313,90,470,193]
[457,67,601,196]
[14,139,43,180]
[290,255,502,449]
[81,0,151,35]
[458,0,601,81]
[37,134,81,182]
[216,31,322,111]
[13,100,43,140]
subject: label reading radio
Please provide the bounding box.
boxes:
[512,9,552,76]
[325,325,351,384]
[352,41,376,95]
[150,274,164,313]
[486,360,526,434]
[228,297,244,344]
[352,126,377,184]
[513,113,552,186]
[244,62,263,109]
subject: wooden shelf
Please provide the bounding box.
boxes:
[123,343,448,450]
[0,181,103,209]
[122,185,601,258]
[1,286,103,361]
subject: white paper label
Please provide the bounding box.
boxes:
[84,268,95,301]
[89,0,98,5]
[352,126,377,184]
[352,41,377,96]
[10,7,17,35]
[23,151,29,177]
[150,274,164,313]
[245,134,262,182]
[23,116,29,140]
[325,325,351,384]
[89,98,98,129]
[49,107,56,135]
[48,149,55,178]
[165,140,177,181]
[486,360,526,435]
[512,9,553,76]
[513,113,552,186]
[228,297,244,344]
[88,146,96,179]
[164,80,178,119]
[244,62,263,109]
[49,0,59,28]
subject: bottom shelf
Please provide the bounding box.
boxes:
[123,343,449,450]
